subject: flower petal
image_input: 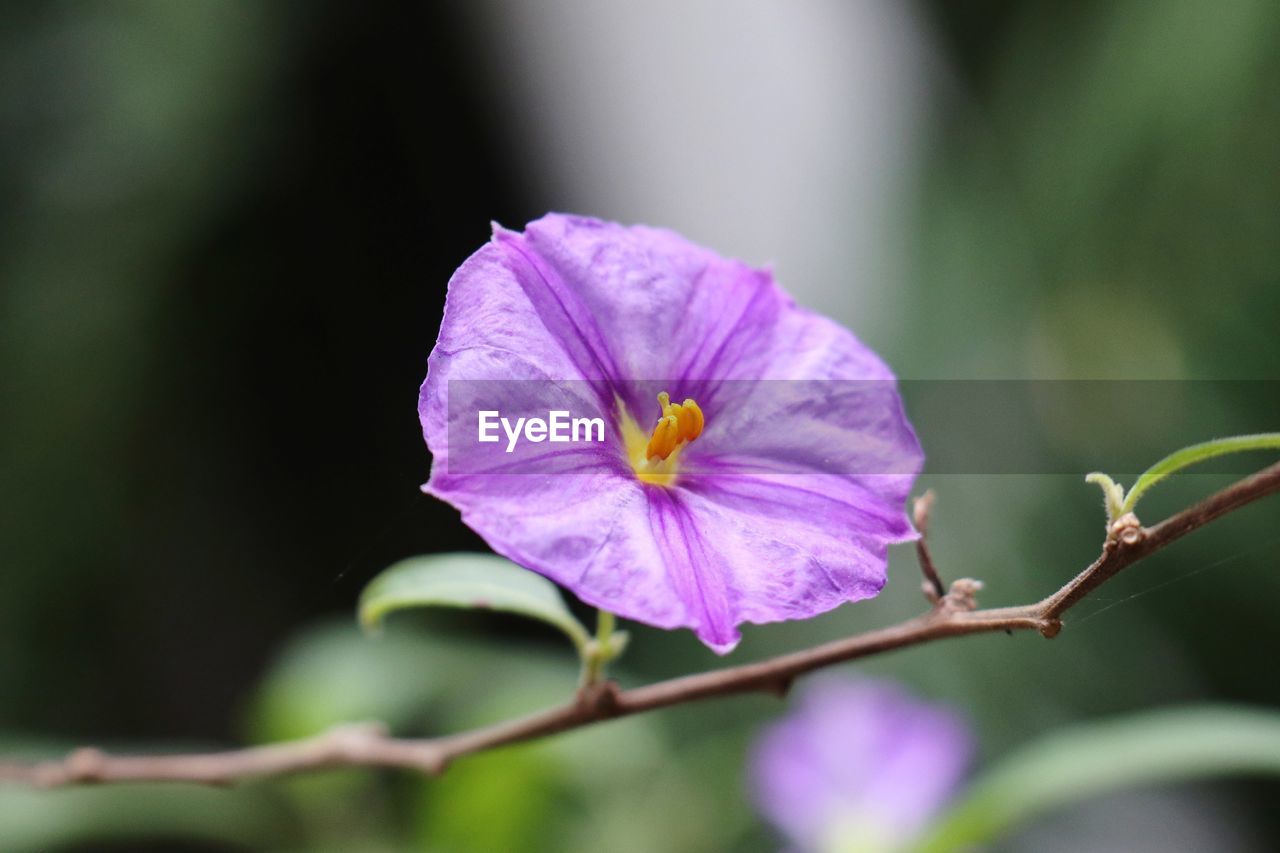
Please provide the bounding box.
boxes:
[647,473,913,651]
[426,470,697,638]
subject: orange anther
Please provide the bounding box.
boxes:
[645,392,704,460]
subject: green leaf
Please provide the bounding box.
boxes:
[915,705,1280,852]
[1084,471,1126,523]
[359,553,591,653]
[249,621,582,743]
[249,622,461,743]
[1122,432,1280,515]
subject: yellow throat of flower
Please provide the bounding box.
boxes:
[620,391,704,486]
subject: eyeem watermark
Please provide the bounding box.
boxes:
[478,410,606,453]
[449,379,1280,475]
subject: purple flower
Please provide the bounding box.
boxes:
[420,214,922,652]
[749,679,974,852]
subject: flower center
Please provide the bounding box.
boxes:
[619,391,704,487]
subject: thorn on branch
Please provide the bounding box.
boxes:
[913,490,946,602]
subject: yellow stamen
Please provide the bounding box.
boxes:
[647,393,704,459]
[646,414,680,460]
[619,391,707,487]
[681,398,704,440]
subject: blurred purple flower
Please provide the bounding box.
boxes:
[749,678,974,852]
[420,214,922,652]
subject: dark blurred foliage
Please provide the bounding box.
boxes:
[1,1,516,741]
[2,1,1279,851]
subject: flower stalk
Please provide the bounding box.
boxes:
[579,609,628,687]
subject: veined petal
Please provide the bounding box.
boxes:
[646,475,911,650]
[677,377,923,484]
[518,215,907,405]
[426,471,700,639]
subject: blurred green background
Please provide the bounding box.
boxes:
[1,1,1278,850]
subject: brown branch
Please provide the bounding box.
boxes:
[4,460,1279,788]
